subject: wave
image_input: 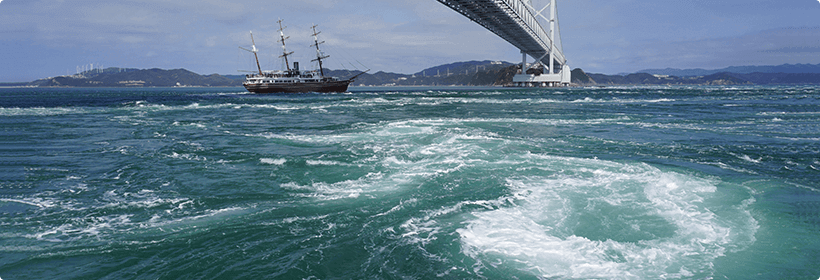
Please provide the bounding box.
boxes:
[251,118,759,277]
[0,107,93,116]
[3,184,248,247]
[260,158,287,165]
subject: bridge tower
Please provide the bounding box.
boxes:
[436,0,571,87]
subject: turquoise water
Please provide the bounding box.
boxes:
[0,86,818,279]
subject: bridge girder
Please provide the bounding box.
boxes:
[436,0,567,70]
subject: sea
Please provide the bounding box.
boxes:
[0,85,818,279]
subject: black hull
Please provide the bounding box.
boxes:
[244,80,352,93]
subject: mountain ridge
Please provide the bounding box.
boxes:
[4,61,518,88]
[638,63,820,76]
[4,61,820,88]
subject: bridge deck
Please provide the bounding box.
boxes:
[437,0,566,69]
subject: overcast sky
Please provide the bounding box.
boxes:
[1,0,820,82]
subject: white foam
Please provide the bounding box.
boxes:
[306,159,348,166]
[0,107,89,116]
[260,158,286,165]
[268,118,629,202]
[167,152,206,162]
[272,105,301,111]
[0,198,50,208]
[21,195,246,243]
[250,117,626,146]
[7,182,254,243]
[401,199,502,246]
[99,191,189,210]
[457,157,757,279]
[736,153,762,163]
[272,119,511,201]
[280,172,397,200]
[373,198,418,218]
[25,214,134,242]
[249,117,757,277]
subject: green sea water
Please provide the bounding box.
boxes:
[0,86,819,279]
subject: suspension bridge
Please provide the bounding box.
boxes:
[436,0,571,87]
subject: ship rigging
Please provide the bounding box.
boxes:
[240,19,367,93]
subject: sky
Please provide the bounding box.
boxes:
[1,0,820,82]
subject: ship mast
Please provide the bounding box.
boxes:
[239,31,263,75]
[277,19,294,71]
[310,24,330,77]
[250,31,262,74]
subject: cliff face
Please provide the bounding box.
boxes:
[486,66,597,86]
[571,68,595,85]
[492,65,520,86]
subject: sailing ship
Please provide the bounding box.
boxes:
[241,20,366,93]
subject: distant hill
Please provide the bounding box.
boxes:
[324,60,516,86]
[9,61,820,88]
[222,74,247,81]
[16,61,516,88]
[727,72,820,84]
[600,72,749,85]
[572,71,820,86]
[638,63,820,76]
[26,68,241,87]
[414,60,514,76]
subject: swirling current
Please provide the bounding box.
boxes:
[0,86,818,279]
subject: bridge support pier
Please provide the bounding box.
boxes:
[513,64,571,87]
[436,0,571,87]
